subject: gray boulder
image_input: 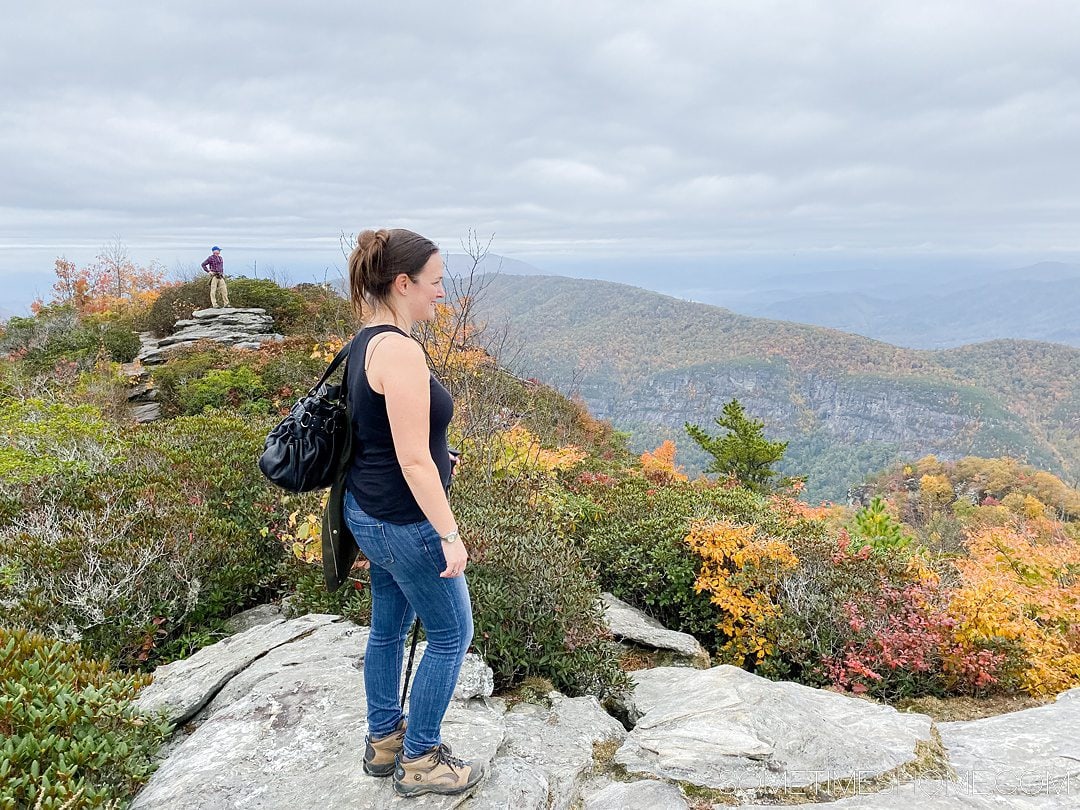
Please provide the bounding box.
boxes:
[614,665,933,790]
[600,592,709,666]
[939,688,1080,802]
[131,615,638,809]
[497,692,627,810]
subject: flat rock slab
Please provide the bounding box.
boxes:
[601,593,709,665]
[615,665,932,791]
[135,613,340,724]
[939,688,1080,801]
[499,693,628,810]
[132,619,506,810]
[737,778,1078,809]
[192,307,268,317]
[584,780,689,810]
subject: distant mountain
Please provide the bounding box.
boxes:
[712,262,1080,349]
[473,274,1080,501]
[444,253,543,278]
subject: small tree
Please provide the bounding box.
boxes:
[685,399,789,493]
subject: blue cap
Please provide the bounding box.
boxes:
[212,246,221,251]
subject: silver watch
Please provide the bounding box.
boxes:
[441,530,460,544]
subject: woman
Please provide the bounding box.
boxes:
[343,228,483,798]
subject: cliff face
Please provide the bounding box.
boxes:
[571,361,1054,500]
[473,274,1078,501]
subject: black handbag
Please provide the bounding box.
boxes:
[258,340,353,493]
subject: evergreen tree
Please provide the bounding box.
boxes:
[685,399,789,493]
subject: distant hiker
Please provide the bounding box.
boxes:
[201,246,230,308]
[344,228,484,798]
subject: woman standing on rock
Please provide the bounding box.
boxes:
[343,228,484,798]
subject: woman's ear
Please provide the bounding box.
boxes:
[393,273,411,295]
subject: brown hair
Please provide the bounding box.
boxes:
[347,228,439,321]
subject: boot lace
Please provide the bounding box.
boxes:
[433,743,468,771]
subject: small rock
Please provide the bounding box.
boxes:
[601,592,709,666]
[131,402,161,423]
[222,603,284,635]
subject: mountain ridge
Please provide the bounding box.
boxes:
[472,273,1079,499]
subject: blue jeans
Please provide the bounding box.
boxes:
[343,490,474,758]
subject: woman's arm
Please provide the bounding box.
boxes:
[371,335,458,538]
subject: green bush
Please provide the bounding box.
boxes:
[453,474,629,702]
[143,280,209,336]
[97,320,141,363]
[0,627,172,809]
[0,306,138,371]
[177,367,268,415]
[226,278,305,331]
[291,283,355,339]
[150,341,327,417]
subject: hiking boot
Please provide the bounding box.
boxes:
[393,743,486,798]
[363,719,406,777]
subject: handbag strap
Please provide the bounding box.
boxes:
[307,338,354,396]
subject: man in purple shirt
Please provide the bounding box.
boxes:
[201,246,230,308]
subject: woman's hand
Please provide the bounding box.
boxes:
[440,538,469,578]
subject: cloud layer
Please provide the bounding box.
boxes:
[3,0,1080,308]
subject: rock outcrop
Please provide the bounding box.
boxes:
[131,611,1080,809]
[131,616,622,809]
[137,308,283,365]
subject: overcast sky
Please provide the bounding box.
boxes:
[3,0,1079,314]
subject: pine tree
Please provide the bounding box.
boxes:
[685,399,789,493]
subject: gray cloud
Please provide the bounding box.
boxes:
[3,0,1080,310]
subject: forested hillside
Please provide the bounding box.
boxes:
[473,274,1080,501]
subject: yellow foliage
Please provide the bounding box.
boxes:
[420,301,492,374]
[949,524,1080,695]
[262,501,326,564]
[919,473,954,510]
[639,440,687,483]
[494,425,586,477]
[685,520,799,664]
[310,336,345,363]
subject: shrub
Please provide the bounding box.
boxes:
[150,340,327,417]
[0,409,289,669]
[97,320,141,363]
[949,523,1080,696]
[291,283,355,339]
[143,280,209,336]
[177,367,268,415]
[0,627,172,809]
[225,278,304,331]
[574,476,816,653]
[456,475,629,701]
[0,306,138,371]
[685,519,799,667]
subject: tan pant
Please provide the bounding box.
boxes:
[210,275,230,308]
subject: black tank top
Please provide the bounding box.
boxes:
[345,325,454,524]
